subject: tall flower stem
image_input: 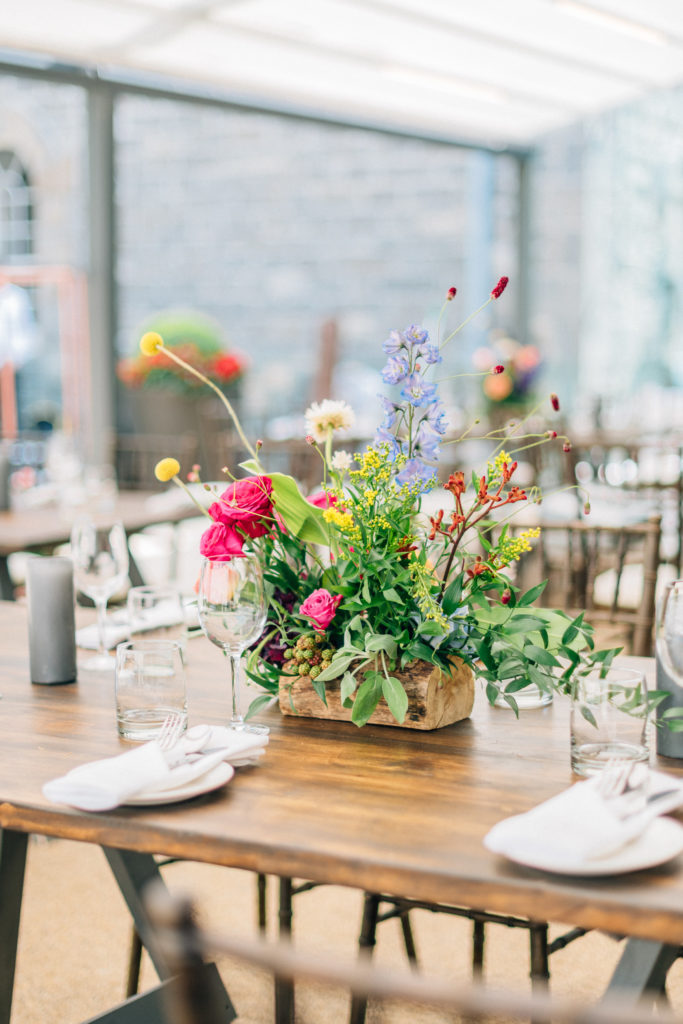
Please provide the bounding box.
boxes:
[439,296,494,351]
[159,346,262,467]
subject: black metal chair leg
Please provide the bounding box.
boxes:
[257,873,268,934]
[472,919,485,978]
[275,877,294,1024]
[125,929,143,998]
[349,893,380,1024]
[529,923,550,989]
[399,909,419,967]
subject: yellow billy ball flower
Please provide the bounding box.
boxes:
[140,331,164,356]
[154,457,180,482]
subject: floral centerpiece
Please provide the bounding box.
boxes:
[143,278,642,729]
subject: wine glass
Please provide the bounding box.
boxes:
[70,518,129,671]
[197,555,269,735]
[656,579,683,683]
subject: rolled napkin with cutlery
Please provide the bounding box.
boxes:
[484,769,683,866]
[42,725,268,811]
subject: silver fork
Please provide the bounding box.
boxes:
[595,758,638,801]
[155,712,185,755]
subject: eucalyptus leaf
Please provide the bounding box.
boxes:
[351,673,383,727]
[365,634,398,657]
[524,644,560,668]
[381,675,409,724]
[315,656,356,681]
[340,671,358,707]
[517,581,548,606]
[245,693,276,720]
[580,705,598,729]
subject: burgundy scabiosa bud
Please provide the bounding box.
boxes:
[584,501,591,515]
[492,364,504,375]
[546,430,557,439]
[491,276,509,299]
[256,439,263,451]
[501,588,511,605]
[550,393,560,411]
[563,441,572,453]
[447,286,457,300]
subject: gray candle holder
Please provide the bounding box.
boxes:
[26,556,77,685]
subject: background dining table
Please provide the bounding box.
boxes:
[0,598,682,1023]
[0,489,199,599]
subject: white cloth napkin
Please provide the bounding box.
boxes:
[76,604,200,650]
[75,613,129,651]
[484,770,683,865]
[42,726,267,811]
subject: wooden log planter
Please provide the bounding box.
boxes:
[278,658,474,731]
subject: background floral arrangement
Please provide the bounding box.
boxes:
[146,279,631,728]
[118,308,247,397]
[473,331,542,409]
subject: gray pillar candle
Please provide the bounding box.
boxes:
[26,556,77,685]
[0,449,10,511]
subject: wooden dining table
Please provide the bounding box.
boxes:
[1,599,683,1023]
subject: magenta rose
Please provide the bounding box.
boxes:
[306,490,338,510]
[199,521,245,561]
[299,588,343,632]
[209,475,274,539]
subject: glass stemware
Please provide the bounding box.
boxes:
[70,518,129,671]
[197,555,269,735]
[656,579,683,684]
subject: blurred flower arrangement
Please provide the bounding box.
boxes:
[145,279,624,728]
[473,331,542,409]
[118,309,247,397]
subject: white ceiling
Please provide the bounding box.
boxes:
[1,0,682,148]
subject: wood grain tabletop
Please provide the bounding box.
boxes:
[1,600,682,943]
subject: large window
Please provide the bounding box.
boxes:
[0,150,33,260]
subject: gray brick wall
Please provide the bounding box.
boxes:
[114,96,519,432]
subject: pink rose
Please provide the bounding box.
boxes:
[306,490,338,510]
[300,588,342,632]
[199,521,245,561]
[209,475,274,539]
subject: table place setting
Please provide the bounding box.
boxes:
[484,764,683,876]
[75,586,201,652]
[42,721,268,811]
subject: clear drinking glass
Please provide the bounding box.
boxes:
[197,555,269,735]
[570,666,650,776]
[115,639,187,740]
[71,518,129,671]
[127,585,188,652]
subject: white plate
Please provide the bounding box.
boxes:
[125,762,234,806]
[502,817,683,876]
